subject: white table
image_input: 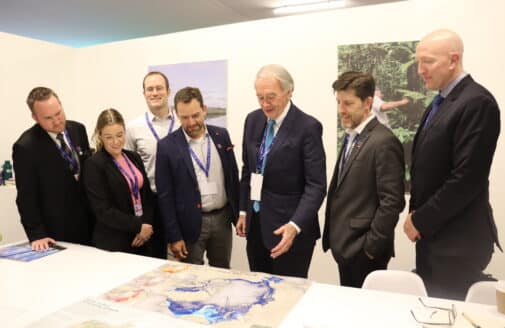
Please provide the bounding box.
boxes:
[1,242,504,327]
[0,186,26,245]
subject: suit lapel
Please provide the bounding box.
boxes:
[208,126,229,173]
[336,118,377,189]
[413,75,473,158]
[35,124,70,172]
[174,130,198,184]
[266,103,297,160]
[250,114,267,172]
[328,139,346,196]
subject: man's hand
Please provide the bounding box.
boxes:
[270,223,297,259]
[404,212,421,242]
[31,237,56,251]
[170,240,188,260]
[235,215,246,237]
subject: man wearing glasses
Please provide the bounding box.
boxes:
[236,64,326,278]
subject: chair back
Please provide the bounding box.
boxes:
[362,270,428,296]
[465,281,497,305]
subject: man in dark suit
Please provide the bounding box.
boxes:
[156,87,239,268]
[236,64,326,278]
[13,87,93,251]
[322,71,405,288]
[404,29,501,300]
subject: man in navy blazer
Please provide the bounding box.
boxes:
[236,64,326,278]
[156,87,239,268]
[13,87,93,251]
[404,29,501,300]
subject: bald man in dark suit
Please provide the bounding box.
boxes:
[405,29,501,300]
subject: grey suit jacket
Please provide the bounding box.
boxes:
[323,118,405,263]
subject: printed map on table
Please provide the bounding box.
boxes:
[99,262,310,327]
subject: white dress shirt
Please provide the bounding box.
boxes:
[125,109,179,193]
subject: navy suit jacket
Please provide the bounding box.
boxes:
[239,103,327,249]
[155,125,239,244]
[410,75,501,257]
[13,121,94,244]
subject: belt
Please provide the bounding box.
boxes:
[202,204,229,215]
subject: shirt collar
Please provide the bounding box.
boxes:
[147,107,173,122]
[346,113,375,136]
[47,130,63,144]
[271,101,291,126]
[182,125,208,144]
[440,72,468,98]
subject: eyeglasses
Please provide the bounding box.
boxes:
[410,297,457,326]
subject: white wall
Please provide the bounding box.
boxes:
[1,0,504,284]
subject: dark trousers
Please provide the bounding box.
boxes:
[416,250,493,301]
[337,249,390,288]
[150,195,167,259]
[246,212,314,278]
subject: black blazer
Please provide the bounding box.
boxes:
[155,125,240,244]
[13,121,94,244]
[323,118,405,262]
[410,75,501,257]
[239,103,327,249]
[83,149,154,254]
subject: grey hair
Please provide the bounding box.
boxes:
[256,64,294,92]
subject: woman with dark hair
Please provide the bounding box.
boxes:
[84,108,154,255]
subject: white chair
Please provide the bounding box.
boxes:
[465,281,497,305]
[362,270,428,296]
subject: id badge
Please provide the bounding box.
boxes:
[134,202,143,217]
[250,173,263,201]
[200,181,218,195]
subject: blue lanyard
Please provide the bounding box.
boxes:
[113,153,140,200]
[145,111,175,141]
[56,129,79,169]
[188,135,211,178]
[256,122,276,172]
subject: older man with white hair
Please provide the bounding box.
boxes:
[237,64,326,278]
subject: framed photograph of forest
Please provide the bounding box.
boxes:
[338,41,436,192]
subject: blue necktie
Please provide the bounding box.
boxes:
[253,119,275,212]
[424,94,444,128]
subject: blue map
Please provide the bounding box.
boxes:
[167,277,282,323]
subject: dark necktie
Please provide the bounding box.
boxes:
[423,94,444,128]
[253,119,275,213]
[56,132,78,174]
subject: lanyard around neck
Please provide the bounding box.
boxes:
[145,111,175,141]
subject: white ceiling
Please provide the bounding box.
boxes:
[0,0,404,48]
